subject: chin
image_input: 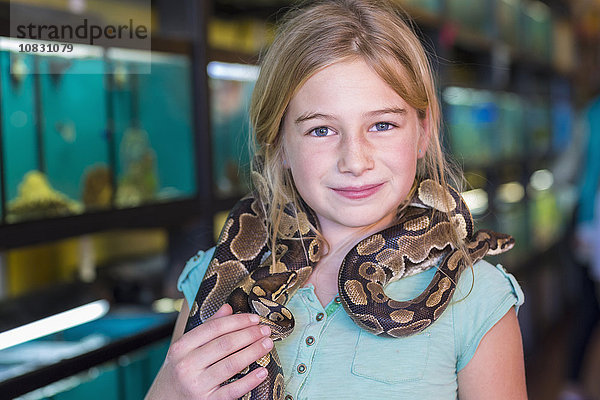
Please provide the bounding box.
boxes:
[335,212,395,230]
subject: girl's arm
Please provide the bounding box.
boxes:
[457,307,528,399]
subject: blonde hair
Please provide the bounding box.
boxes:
[249,0,467,263]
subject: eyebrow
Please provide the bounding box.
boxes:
[294,112,335,124]
[364,107,407,118]
[294,107,407,124]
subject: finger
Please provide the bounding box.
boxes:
[203,335,274,387]
[174,312,260,356]
[211,303,233,319]
[194,324,271,369]
[212,367,268,400]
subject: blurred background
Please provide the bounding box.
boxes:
[0,0,598,399]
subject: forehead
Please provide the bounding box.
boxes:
[287,59,412,114]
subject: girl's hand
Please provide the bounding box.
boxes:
[145,303,273,400]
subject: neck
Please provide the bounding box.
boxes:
[319,213,397,258]
[305,215,396,306]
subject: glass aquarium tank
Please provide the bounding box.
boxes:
[526,97,552,157]
[108,49,196,208]
[496,92,524,160]
[446,0,491,36]
[0,50,41,223]
[498,0,521,48]
[207,61,259,198]
[396,0,441,14]
[0,38,198,224]
[522,1,552,62]
[38,50,109,215]
[495,181,530,264]
[443,86,500,167]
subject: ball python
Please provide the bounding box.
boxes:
[184,179,514,399]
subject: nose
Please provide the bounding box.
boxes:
[337,132,374,176]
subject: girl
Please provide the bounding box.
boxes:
[147,0,527,398]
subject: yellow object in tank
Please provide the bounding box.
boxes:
[7,170,83,223]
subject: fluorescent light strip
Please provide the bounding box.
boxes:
[207,61,260,82]
[0,299,110,351]
[106,47,151,63]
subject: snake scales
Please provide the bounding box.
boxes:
[184,179,514,399]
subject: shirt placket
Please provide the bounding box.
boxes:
[284,289,342,400]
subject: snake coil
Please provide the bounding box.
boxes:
[184,179,514,399]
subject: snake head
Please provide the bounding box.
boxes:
[481,230,515,255]
[248,283,296,340]
[495,234,515,252]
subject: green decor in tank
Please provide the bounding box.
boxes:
[7,170,83,223]
[82,164,113,211]
[115,127,159,208]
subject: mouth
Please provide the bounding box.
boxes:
[331,183,384,200]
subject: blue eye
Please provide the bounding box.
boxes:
[371,122,393,132]
[311,126,331,137]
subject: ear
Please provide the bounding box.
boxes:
[417,108,432,159]
[281,149,290,169]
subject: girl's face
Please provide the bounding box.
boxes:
[281,59,429,240]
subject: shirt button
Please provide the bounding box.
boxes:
[297,363,307,374]
[305,336,315,346]
[316,312,324,321]
[285,396,293,400]
[334,296,341,304]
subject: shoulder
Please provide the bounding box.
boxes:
[176,247,216,308]
[452,259,525,371]
[456,259,524,308]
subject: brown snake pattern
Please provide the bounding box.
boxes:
[184,179,514,399]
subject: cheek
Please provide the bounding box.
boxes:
[381,144,419,187]
[286,148,331,205]
[385,140,418,167]
[288,157,318,193]
[284,135,329,176]
[282,140,310,186]
[288,167,321,213]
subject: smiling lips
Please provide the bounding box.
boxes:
[332,183,384,200]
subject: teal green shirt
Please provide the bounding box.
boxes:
[178,248,524,400]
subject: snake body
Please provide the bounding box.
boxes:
[184,179,514,399]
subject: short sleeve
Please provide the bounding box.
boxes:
[453,259,525,371]
[177,247,215,309]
